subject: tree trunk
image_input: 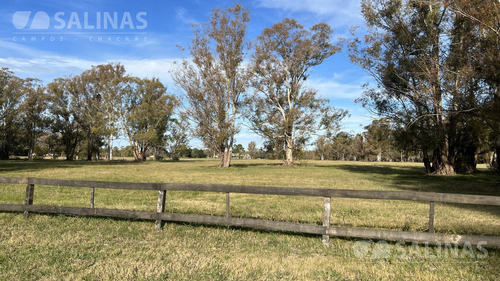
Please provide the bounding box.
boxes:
[28,146,34,161]
[377,151,382,162]
[423,149,433,174]
[107,136,113,161]
[433,144,455,175]
[87,134,92,161]
[284,128,293,166]
[285,136,293,167]
[429,10,454,176]
[133,145,142,161]
[219,147,232,168]
[28,134,34,160]
[65,142,74,160]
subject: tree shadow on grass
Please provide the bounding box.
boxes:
[321,163,500,219]
[229,162,285,168]
[320,163,500,195]
[0,159,143,174]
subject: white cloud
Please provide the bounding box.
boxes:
[117,58,178,84]
[0,42,180,84]
[0,56,97,80]
[305,76,365,100]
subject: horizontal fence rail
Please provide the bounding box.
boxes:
[0,177,499,247]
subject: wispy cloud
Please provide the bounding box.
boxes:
[0,56,96,79]
[305,76,367,100]
[0,55,179,84]
[256,0,363,28]
[0,41,179,84]
[175,7,198,26]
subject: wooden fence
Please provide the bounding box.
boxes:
[1,177,499,247]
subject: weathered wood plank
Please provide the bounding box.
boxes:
[326,227,500,247]
[1,203,499,247]
[0,177,28,184]
[90,187,95,209]
[226,192,230,218]
[0,204,325,235]
[24,183,34,217]
[0,204,158,220]
[322,197,331,246]
[155,190,166,230]
[161,184,500,206]
[29,177,163,190]
[1,177,499,206]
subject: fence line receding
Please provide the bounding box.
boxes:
[1,177,499,247]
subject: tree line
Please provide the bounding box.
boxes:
[0,4,345,167]
[350,0,499,174]
[314,118,495,166]
[1,64,178,162]
[1,2,498,174]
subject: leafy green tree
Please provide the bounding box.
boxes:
[191,148,207,158]
[331,132,353,161]
[165,116,188,161]
[90,63,126,161]
[47,77,83,160]
[173,4,251,168]
[350,0,494,174]
[315,136,329,160]
[363,119,393,162]
[69,69,107,161]
[448,0,500,172]
[0,68,23,159]
[249,18,347,166]
[19,78,49,160]
[247,141,258,159]
[352,134,365,161]
[233,143,245,159]
[117,77,176,161]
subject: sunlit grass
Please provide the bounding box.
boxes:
[0,159,499,280]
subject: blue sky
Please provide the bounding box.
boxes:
[1,0,376,149]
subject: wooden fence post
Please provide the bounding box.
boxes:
[322,197,331,246]
[226,192,230,217]
[156,190,166,230]
[429,201,435,233]
[90,187,95,209]
[24,180,35,217]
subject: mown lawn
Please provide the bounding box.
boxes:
[0,159,499,280]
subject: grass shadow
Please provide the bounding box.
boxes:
[229,162,284,168]
[0,159,144,173]
[325,162,500,217]
[321,163,500,194]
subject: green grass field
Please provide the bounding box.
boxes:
[1,159,499,280]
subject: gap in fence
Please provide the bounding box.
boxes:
[0,183,26,204]
[329,199,431,232]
